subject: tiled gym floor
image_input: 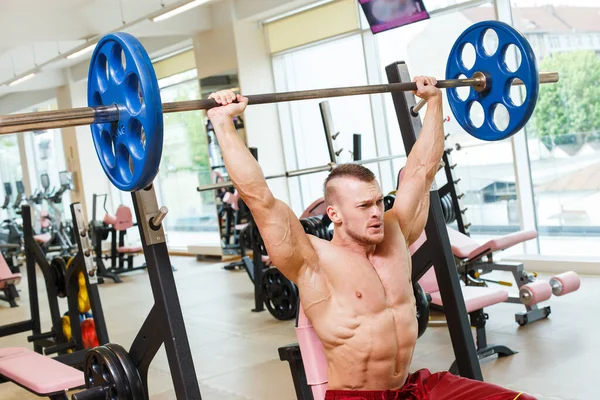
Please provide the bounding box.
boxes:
[0,256,597,400]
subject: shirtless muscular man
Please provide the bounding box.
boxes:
[206,77,535,400]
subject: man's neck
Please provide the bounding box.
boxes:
[331,229,377,258]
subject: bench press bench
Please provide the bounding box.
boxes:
[0,347,84,399]
[447,227,580,325]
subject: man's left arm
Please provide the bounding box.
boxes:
[391,76,444,245]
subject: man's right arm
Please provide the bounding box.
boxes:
[207,90,318,283]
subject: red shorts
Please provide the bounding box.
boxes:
[324,369,536,400]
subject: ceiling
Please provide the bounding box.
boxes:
[0,0,320,100]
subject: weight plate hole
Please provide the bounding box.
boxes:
[116,144,133,183]
[97,53,109,92]
[91,356,100,374]
[101,363,111,383]
[125,73,143,114]
[127,118,145,159]
[455,74,470,101]
[503,44,522,73]
[121,48,127,71]
[109,386,118,400]
[461,42,476,70]
[482,29,498,57]
[100,129,116,168]
[141,126,146,150]
[93,91,103,106]
[492,103,510,132]
[468,101,484,129]
[507,78,526,107]
[110,43,126,84]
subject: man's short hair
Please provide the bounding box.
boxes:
[323,163,376,205]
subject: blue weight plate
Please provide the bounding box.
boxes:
[446,21,539,141]
[88,33,163,191]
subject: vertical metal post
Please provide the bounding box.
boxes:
[129,185,201,399]
[385,61,482,380]
[353,134,362,161]
[21,205,42,353]
[320,101,338,163]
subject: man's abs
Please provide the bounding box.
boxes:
[299,239,418,390]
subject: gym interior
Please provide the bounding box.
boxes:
[0,0,598,399]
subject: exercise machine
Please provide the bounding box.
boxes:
[90,194,146,283]
[438,136,581,326]
[0,204,109,368]
[43,171,77,255]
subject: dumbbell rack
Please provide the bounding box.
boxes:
[440,144,471,234]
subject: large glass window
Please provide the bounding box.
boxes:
[0,135,22,220]
[510,1,600,256]
[22,101,70,215]
[273,34,380,215]
[156,69,220,250]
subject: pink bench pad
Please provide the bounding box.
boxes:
[0,347,84,394]
[430,285,508,313]
[114,205,135,231]
[33,233,52,244]
[118,246,143,253]
[0,253,21,282]
[103,213,117,226]
[447,227,537,261]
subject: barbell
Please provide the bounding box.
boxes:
[0,21,558,192]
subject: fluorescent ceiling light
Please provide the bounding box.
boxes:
[8,73,36,86]
[152,0,210,22]
[262,0,334,25]
[66,43,97,60]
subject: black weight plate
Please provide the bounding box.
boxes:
[311,217,327,240]
[446,194,455,223]
[321,214,333,240]
[318,217,329,240]
[106,343,146,400]
[50,257,67,298]
[299,219,311,235]
[440,194,449,223]
[303,218,318,237]
[414,282,430,338]
[444,194,452,223]
[84,345,130,399]
[384,194,396,211]
[262,268,298,321]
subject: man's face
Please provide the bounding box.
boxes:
[327,178,385,245]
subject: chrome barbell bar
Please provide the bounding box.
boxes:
[0,72,559,135]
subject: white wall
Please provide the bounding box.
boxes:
[233,20,291,203]
[192,0,238,80]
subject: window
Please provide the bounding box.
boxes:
[0,134,22,220]
[375,4,518,231]
[22,101,69,213]
[511,1,600,256]
[155,69,220,249]
[273,34,380,214]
